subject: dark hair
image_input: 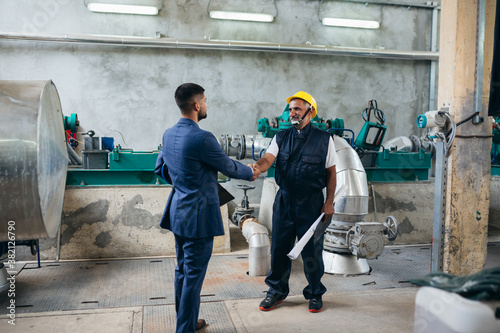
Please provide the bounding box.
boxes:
[175,83,205,113]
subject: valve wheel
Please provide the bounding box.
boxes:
[237,184,255,190]
[383,216,398,241]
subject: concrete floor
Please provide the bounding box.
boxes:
[1,288,417,333]
[2,224,499,333]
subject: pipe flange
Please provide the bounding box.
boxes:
[237,214,255,228]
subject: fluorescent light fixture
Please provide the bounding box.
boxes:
[322,18,380,29]
[87,3,159,15]
[209,11,274,23]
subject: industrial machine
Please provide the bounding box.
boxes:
[220,101,402,275]
[322,136,397,274]
[353,100,432,182]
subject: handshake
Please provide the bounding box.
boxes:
[247,163,261,181]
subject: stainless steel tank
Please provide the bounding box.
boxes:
[0,80,68,241]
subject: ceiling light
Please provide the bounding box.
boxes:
[209,11,274,23]
[86,1,161,15]
[322,18,380,29]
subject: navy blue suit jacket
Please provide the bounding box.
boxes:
[155,118,253,238]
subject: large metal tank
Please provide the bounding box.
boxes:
[0,80,68,241]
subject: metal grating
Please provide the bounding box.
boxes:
[0,243,498,315]
[143,302,236,333]
[486,242,500,267]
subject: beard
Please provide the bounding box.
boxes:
[198,112,207,121]
[290,116,301,127]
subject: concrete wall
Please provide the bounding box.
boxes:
[0,0,436,153]
[13,177,499,261]
[0,0,439,209]
[16,187,231,261]
[1,1,447,260]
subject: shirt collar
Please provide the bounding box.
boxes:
[293,122,312,138]
[178,118,199,127]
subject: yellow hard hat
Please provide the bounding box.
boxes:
[286,91,317,118]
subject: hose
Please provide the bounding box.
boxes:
[67,142,82,165]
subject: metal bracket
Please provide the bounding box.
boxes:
[431,141,447,272]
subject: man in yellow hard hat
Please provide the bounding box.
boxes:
[252,91,338,313]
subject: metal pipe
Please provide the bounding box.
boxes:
[0,32,439,61]
[474,0,486,114]
[429,7,439,110]
[56,222,61,262]
[241,218,270,277]
[371,184,378,222]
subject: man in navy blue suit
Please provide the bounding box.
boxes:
[155,83,255,332]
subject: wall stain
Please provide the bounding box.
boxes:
[94,230,112,248]
[374,191,416,212]
[61,200,110,245]
[397,217,415,235]
[112,194,162,230]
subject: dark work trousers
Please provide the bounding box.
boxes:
[174,234,214,333]
[264,190,327,300]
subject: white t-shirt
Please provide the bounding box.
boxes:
[266,135,338,168]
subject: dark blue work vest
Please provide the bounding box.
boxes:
[273,123,330,223]
[275,123,330,191]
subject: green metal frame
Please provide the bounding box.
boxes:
[66,146,230,186]
[364,149,431,182]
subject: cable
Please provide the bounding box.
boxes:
[455,134,493,138]
[445,111,480,137]
[207,0,212,16]
[361,99,385,125]
[437,112,456,156]
[103,130,129,147]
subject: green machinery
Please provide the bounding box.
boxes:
[354,100,431,182]
[257,100,432,182]
[66,144,230,186]
[66,146,169,186]
[63,112,229,186]
[258,104,345,137]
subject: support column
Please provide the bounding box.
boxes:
[437,0,495,275]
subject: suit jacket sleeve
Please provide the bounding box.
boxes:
[154,149,172,184]
[200,132,253,181]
